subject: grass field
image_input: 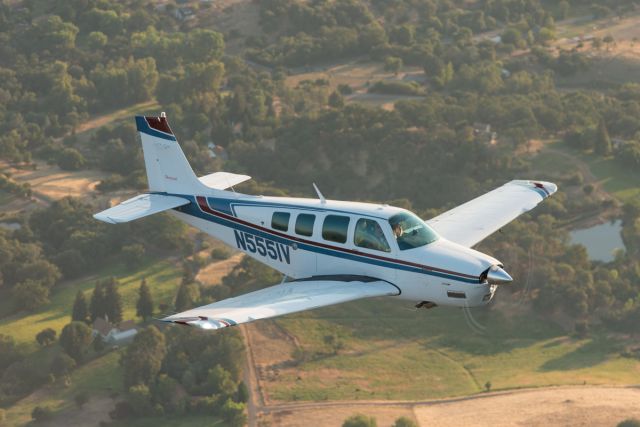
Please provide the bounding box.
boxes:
[0,257,181,349]
[261,297,640,401]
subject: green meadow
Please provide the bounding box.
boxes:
[270,297,640,401]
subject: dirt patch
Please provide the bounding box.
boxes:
[414,386,640,427]
[261,405,417,427]
[48,396,114,427]
[195,252,244,287]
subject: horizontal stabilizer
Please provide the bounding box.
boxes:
[162,277,399,330]
[93,193,190,224]
[198,171,251,190]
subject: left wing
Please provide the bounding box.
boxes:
[427,180,557,248]
[162,277,399,330]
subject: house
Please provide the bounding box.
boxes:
[472,123,498,145]
[174,7,196,21]
[92,317,138,345]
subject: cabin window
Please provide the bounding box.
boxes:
[295,213,315,237]
[271,212,290,232]
[322,215,350,244]
[354,219,391,252]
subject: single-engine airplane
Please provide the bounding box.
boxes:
[94,113,557,330]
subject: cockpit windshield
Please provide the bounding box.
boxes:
[389,212,439,250]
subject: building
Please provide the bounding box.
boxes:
[92,317,138,345]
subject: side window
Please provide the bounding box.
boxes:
[295,213,315,237]
[322,215,350,244]
[271,212,290,232]
[354,219,391,252]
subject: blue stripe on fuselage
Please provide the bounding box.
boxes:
[169,194,478,284]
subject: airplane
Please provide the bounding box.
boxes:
[94,113,557,331]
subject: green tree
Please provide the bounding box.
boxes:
[13,280,50,311]
[72,291,88,323]
[175,282,200,312]
[36,328,57,346]
[328,91,344,108]
[618,419,640,427]
[221,399,247,427]
[121,326,166,388]
[136,278,154,321]
[384,56,403,74]
[59,321,93,362]
[89,281,105,321]
[32,406,54,423]
[103,278,123,323]
[51,353,76,379]
[122,244,145,270]
[87,31,108,49]
[393,417,417,427]
[595,119,612,156]
[343,414,377,427]
[57,148,85,170]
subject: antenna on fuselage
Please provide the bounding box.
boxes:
[312,182,326,204]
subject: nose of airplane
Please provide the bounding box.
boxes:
[486,265,513,284]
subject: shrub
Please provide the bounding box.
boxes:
[32,406,54,422]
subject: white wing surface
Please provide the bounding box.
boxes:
[427,180,557,248]
[198,171,251,190]
[162,277,399,330]
[93,193,190,224]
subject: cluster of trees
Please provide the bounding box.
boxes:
[250,0,562,68]
[342,413,417,427]
[113,326,247,426]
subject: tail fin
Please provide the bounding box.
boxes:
[136,113,206,194]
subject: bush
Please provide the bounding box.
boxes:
[211,247,231,260]
[393,417,417,427]
[618,419,640,427]
[368,80,423,96]
[32,406,54,422]
[122,244,145,269]
[343,414,377,427]
[75,391,89,408]
[57,148,86,171]
[36,328,57,346]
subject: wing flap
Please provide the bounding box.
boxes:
[198,171,251,190]
[427,180,557,248]
[162,278,399,330]
[93,193,190,224]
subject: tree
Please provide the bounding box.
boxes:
[103,278,123,323]
[122,243,145,270]
[485,380,492,392]
[393,417,417,427]
[32,406,53,423]
[384,56,403,74]
[343,414,377,427]
[221,399,247,427]
[121,326,166,388]
[36,328,57,346]
[89,281,105,321]
[328,91,344,108]
[51,353,76,379]
[72,291,88,323]
[618,419,640,427]
[174,282,200,312]
[595,119,612,156]
[75,392,89,408]
[59,321,93,362]
[13,280,50,310]
[136,278,154,321]
[57,148,85,170]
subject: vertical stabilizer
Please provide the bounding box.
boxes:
[135,113,206,194]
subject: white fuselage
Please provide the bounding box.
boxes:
[170,192,501,308]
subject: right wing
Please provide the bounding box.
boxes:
[162,276,399,330]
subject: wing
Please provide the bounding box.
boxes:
[162,276,399,330]
[93,193,190,224]
[198,171,251,190]
[426,180,557,248]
